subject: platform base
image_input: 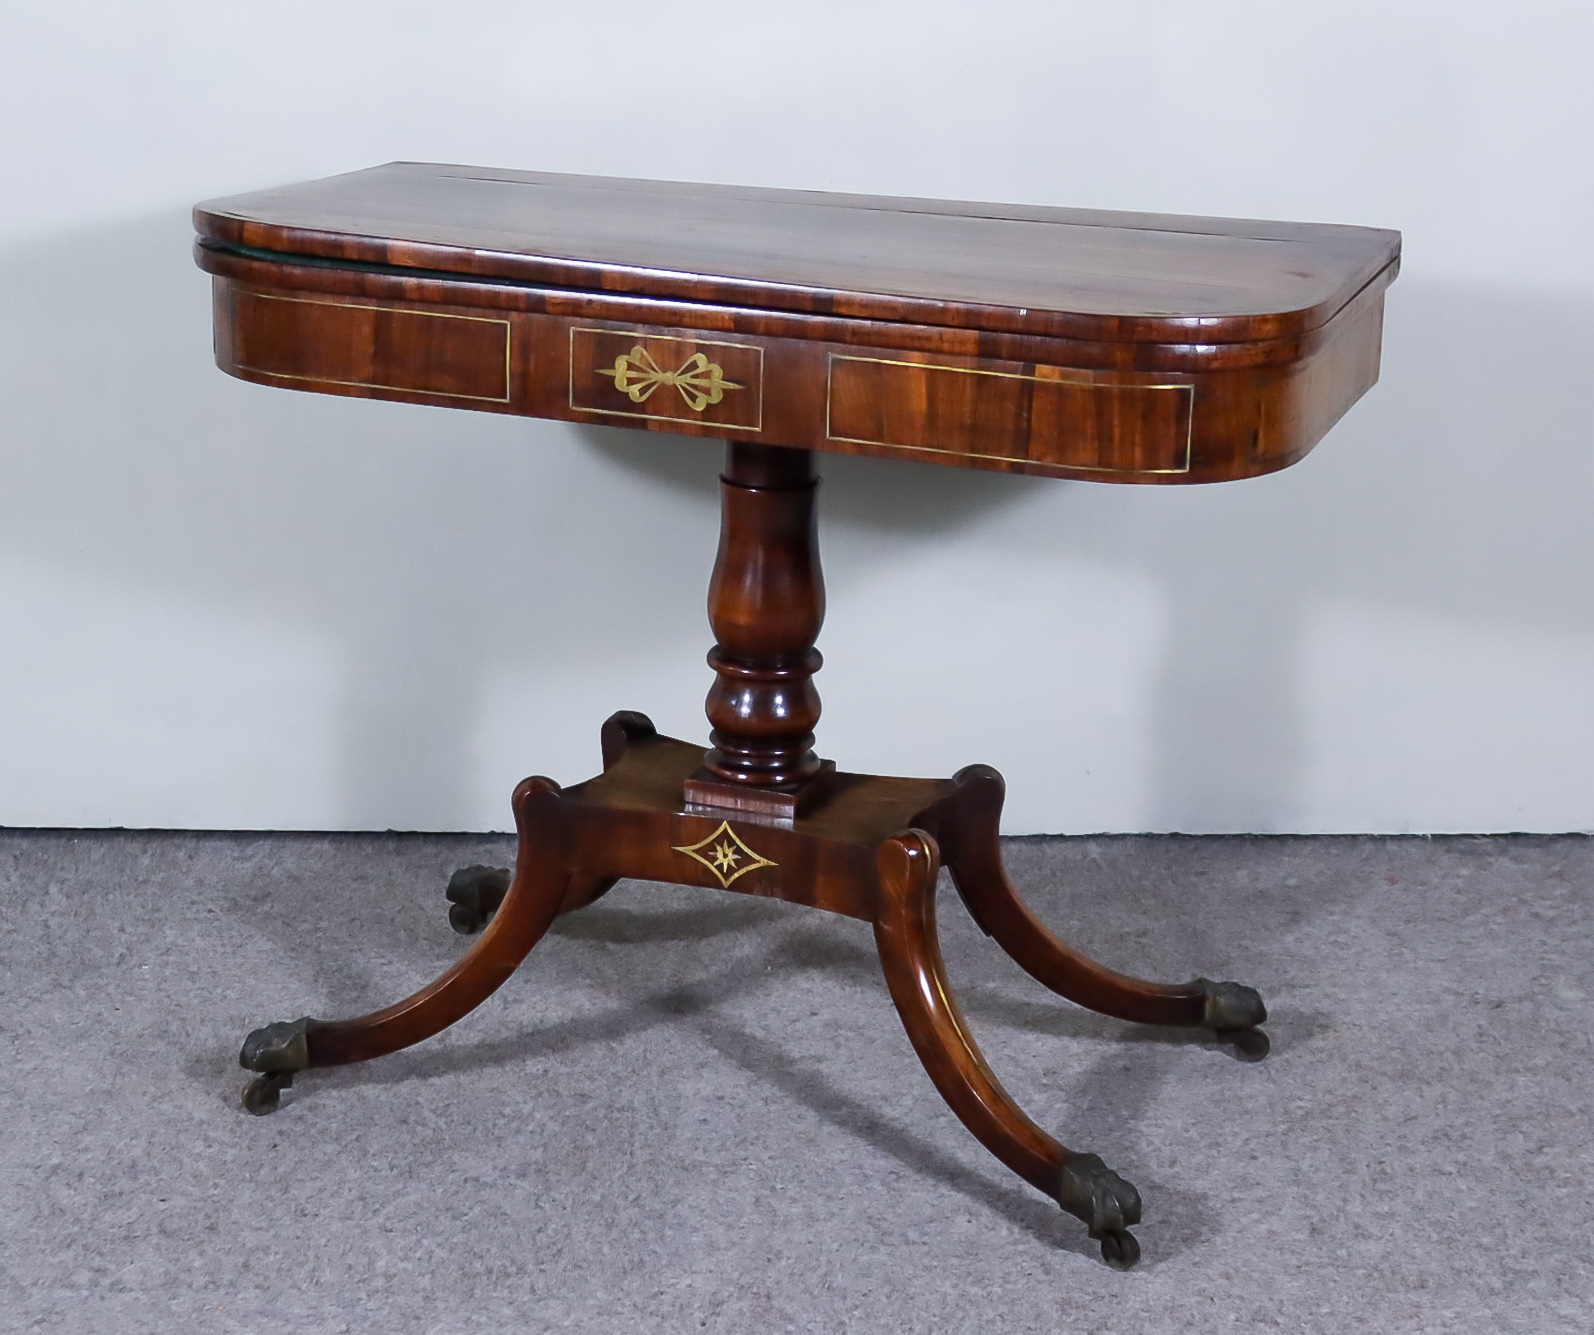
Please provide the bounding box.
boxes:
[239,711,1268,1267]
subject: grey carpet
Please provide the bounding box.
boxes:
[1,830,1589,1334]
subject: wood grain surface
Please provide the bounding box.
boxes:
[217,167,1307,1259]
[197,164,1397,484]
[195,162,1398,344]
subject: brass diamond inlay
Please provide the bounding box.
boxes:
[672,820,777,888]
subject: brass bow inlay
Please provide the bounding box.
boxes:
[672,820,777,888]
[598,344,742,412]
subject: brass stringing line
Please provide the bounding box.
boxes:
[824,353,1194,474]
[240,368,513,403]
[831,352,1192,389]
[234,290,513,403]
[571,326,760,354]
[240,289,511,326]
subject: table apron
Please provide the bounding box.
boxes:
[210,274,1386,484]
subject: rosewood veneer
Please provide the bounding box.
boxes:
[197,163,1399,1267]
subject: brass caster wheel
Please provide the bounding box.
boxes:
[242,1071,293,1115]
[448,902,485,935]
[1097,1228,1140,1269]
[1056,1151,1142,1264]
[239,1015,314,1113]
[1197,978,1270,1060]
[445,864,511,935]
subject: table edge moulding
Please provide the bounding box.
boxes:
[199,163,1399,1270]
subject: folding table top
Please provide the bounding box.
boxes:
[195,164,1399,484]
[195,162,1400,346]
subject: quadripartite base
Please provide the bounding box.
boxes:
[238,711,1268,1268]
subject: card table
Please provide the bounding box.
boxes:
[196,163,1398,1266]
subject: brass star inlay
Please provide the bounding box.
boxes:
[672,820,777,888]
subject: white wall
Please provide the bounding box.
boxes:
[1,1,1590,833]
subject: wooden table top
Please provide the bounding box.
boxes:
[196,165,1398,484]
[196,162,1399,346]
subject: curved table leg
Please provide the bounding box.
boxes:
[447,866,616,934]
[874,830,1143,1267]
[443,712,653,934]
[942,766,1269,1058]
[239,777,573,1113]
[556,873,619,915]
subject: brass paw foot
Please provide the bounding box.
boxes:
[1196,978,1270,1061]
[1055,1151,1143,1268]
[445,864,512,935]
[239,1016,316,1114]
